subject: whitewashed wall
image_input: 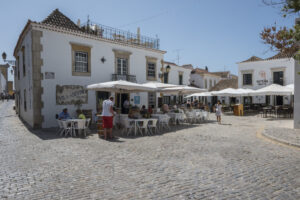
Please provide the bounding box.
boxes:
[15,30,34,127]
[238,58,295,105]
[190,73,221,89]
[294,60,300,129]
[39,28,164,128]
[0,72,6,94]
[164,63,191,85]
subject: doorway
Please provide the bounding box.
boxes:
[276,96,283,105]
[96,91,110,111]
[116,93,129,113]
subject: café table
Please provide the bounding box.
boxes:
[128,118,155,136]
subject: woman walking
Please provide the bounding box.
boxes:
[215,100,222,124]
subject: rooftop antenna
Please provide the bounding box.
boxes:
[173,49,182,65]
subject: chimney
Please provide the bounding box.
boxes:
[205,66,208,71]
[137,27,140,44]
[77,19,81,27]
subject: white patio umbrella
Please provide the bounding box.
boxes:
[87,80,156,109]
[87,80,155,93]
[185,92,212,98]
[161,86,207,95]
[141,81,178,89]
[211,88,237,96]
[249,84,293,96]
[286,84,294,95]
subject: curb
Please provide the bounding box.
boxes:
[261,131,300,149]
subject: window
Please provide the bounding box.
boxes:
[22,47,25,77]
[163,72,169,83]
[117,58,128,75]
[71,43,91,76]
[243,73,252,85]
[146,56,157,81]
[205,79,207,88]
[163,96,170,105]
[179,74,183,85]
[148,92,156,108]
[75,52,88,72]
[273,71,284,85]
[147,62,156,78]
[24,89,27,112]
[214,80,216,86]
[209,80,212,88]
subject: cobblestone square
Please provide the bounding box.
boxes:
[0,101,299,199]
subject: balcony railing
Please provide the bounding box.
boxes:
[81,21,160,50]
[112,74,137,83]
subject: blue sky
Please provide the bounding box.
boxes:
[0,0,297,77]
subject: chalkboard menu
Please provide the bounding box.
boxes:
[56,85,88,105]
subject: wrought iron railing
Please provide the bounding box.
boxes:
[112,74,137,83]
[81,21,160,50]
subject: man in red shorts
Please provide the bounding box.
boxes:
[102,96,114,140]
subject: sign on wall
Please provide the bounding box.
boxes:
[56,85,88,105]
[45,72,55,79]
[134,96,140,104]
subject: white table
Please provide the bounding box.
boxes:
[64,119,86,136]
[127,118,156,136]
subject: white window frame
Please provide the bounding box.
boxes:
[75,51,88,73]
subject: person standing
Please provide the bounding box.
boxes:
[215,100,222,124]
[123,99,130,114]
[102,96,114,140]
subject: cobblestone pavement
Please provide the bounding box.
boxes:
[0,101,300,199]
[264,127,300,147]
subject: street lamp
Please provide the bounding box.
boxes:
[2,51,16,65]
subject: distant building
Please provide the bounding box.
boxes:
[238,52,295,105]
[160,61,192,104]
[0,64,9,95]
[14,9,166,128]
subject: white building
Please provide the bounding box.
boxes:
[159,61,192,105]
[238,53,295,105]
[190,67,222,90]
[0,64,9,95]
[14,9,165,128]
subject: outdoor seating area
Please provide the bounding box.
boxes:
[186,83,295,119]
[112,107,210,137]
[57,118,91,137]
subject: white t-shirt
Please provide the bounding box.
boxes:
[102,99,114,116]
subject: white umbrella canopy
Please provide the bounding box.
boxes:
[185,92,212,98]
[286,84,294,95]
[161,86,207,95]
[141,81,178,89]
[249,84,293,96]
[86,80,155,93]
[211,88,237,96]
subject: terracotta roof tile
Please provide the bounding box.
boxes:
[209,79,238,91]
[41,9,81,31]
[240,56,263,63]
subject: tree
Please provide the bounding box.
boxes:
[261,0,300,54]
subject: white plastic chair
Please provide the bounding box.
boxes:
[158,115,170,131]
[61,120,72,137]
[147,119,158,135]
[74,120,87,137]
[185,111,195,124]
[137,119,149,136]
[122,118,135,136]
[57,120,64,136]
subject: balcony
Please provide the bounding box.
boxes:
[112,74,137,83]
[81,22,160,50]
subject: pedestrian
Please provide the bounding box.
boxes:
[102,96,114,140]
[215,100,222,124]
[123,99,130,114]
[58,108,71,120]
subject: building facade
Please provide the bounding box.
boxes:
[238,53,295,105]
[14,9,165,128]
[0,64,9,96]
[190,68,222,90]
